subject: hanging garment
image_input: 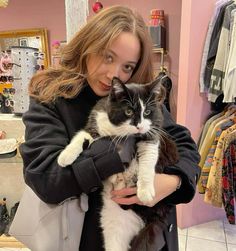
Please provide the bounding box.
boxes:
[208,2,236,102]
[199,0,229,93]
[223,10,236,102]
[204,1,232,90]
[222,140,236,224]
[200,117,236,193]
[198,111,224,150]
[198,106,236,193]
[204,124,236,207]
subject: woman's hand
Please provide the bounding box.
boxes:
[111,173,181,207]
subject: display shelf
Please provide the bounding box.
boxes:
[153,47,165,54]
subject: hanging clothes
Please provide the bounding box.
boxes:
[203,1,232,91]
[198,107,236,193]
[199,116,236,193]
[223,10,236,102]
[222,140,236,224]
[208,2,236,102]
[199,0,230,93]
[204,124,236,207]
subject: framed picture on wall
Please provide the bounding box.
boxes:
[18,38,28,47]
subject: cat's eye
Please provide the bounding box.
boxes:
[144,109,151,116]
[125,109,133,117]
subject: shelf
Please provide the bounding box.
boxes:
[0,235,26,248]
[152,47,165,54]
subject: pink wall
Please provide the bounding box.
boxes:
[0,0,66,55]
[176,0,225,228]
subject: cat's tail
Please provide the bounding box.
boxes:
[129,222,166,251]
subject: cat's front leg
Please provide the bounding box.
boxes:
[136,141,160,203]
[58,130,94,167]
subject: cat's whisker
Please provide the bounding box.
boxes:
[146,100,157,107]
[150,128,169,149]
[152,126,169,139]
[145,93,156,107]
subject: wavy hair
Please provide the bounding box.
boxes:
[29,5,154,103]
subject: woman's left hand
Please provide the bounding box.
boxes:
[111,173,181,207]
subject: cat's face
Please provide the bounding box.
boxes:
[106,77,164,137]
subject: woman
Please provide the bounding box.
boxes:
[20,5,200,251]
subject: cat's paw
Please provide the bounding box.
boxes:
[108,174,118,184]
[137,184,155,203]
[108,173,126,190]
[57,148,81,167]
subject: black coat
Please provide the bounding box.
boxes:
[20,84,200,251]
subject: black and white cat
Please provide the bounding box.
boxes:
[58,77,178,251]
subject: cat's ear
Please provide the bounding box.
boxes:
[149,78,166,103]
[110,77,126,100]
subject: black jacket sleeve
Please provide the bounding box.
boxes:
[161,105,201,205]
[20,98,124,203]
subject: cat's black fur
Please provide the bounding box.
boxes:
[58,77,179,250]
[84,77,179,250]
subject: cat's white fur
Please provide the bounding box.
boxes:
[57,99,160,251]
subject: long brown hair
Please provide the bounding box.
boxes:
[29,5,154,103]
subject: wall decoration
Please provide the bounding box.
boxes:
[92,1,103,13]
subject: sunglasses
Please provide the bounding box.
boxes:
[0,76,21,82]
[35,64,45,71]
[33,52,44,58]
[3,88,15,95]
[5,99,14,107]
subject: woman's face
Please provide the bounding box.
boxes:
[86,32,141,96]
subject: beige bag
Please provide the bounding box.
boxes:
[9,185,88,251]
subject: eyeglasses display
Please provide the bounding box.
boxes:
[0,76,21,83]
[0,46,46,114]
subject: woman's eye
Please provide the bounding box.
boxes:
[123,64,134,73]
[144,109,151,116]
[104,54,113,63]
[125,109,133,117]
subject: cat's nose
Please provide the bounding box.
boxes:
[137,125,145,133]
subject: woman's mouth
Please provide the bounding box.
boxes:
[100,82,111,91]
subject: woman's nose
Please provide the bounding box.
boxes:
[106,65,120,80]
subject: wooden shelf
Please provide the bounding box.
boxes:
[0,235,26,248]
